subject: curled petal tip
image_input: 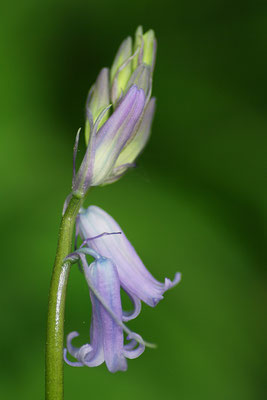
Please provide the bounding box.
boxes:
[164,272,182,290]
[68,331,80,340]
[64,348,84,367]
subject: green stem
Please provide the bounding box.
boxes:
[45,194,84,400]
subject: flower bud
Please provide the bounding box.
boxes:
[110,37,132,105]
[72,85,146,194]
[132,26,156,71]
[85,68,110,145]
[114,97,156,171]
[110,27,156,105]
[71,27,157,197]
[142,30,157,70]
[126,63,152,100]
[132,26,143,71]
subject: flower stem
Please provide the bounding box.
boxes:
[45,194,84,400]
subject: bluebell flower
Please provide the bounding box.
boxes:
[64,249,153,373]
[64,207,181,372]
[77,206,181,308]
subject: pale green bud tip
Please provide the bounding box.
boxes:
[135,25,143,36]
[110,27,157,106]
[132,26,143,71]
[134,26,143,48]
[143,30,156,68]
[110,37,132,83]
[133,26,157,71]
[87,68,110,119]
[85,68,110,145]
[110,37,133,104]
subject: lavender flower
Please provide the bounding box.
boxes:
[77,206,181,308]
[72,27,157,197]
[64,249,153,373]
[64,206,181,372]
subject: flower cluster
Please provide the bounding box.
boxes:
[64,206,181,373]
[72,27,156,197]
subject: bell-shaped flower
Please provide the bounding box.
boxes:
[64,249,153,373]
[76,206,181,307]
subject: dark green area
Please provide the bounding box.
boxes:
[0,0,266,399]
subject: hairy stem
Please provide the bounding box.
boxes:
[45,194,84,400]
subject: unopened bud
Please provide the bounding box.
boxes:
[85,68,110,145]
[110,37,132,105]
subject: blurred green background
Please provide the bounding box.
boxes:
[0,0,266,399]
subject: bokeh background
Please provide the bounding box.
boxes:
[1,0,266,399]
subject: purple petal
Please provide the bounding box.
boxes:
[126,63,152,99]
[77,206,181,307]
[90,85,145,186]
[66,331,82,358]
[85,256,127,372]
[64,255,126,371]
[96,85,144,144]
[73,84,145,192]
[123,333,145,359]
[164,272,182,290]
[64,349,83,367]
[114,97,156,168]
[64,250,152,372]
[124,338,138,351]
[121,288,141,322]
[77,252,152,348]
[65,325,104,367]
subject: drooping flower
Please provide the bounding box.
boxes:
[64,249,153,373]
[76,206,181,308]
[64,206,181,372]
[71,26,157,198]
